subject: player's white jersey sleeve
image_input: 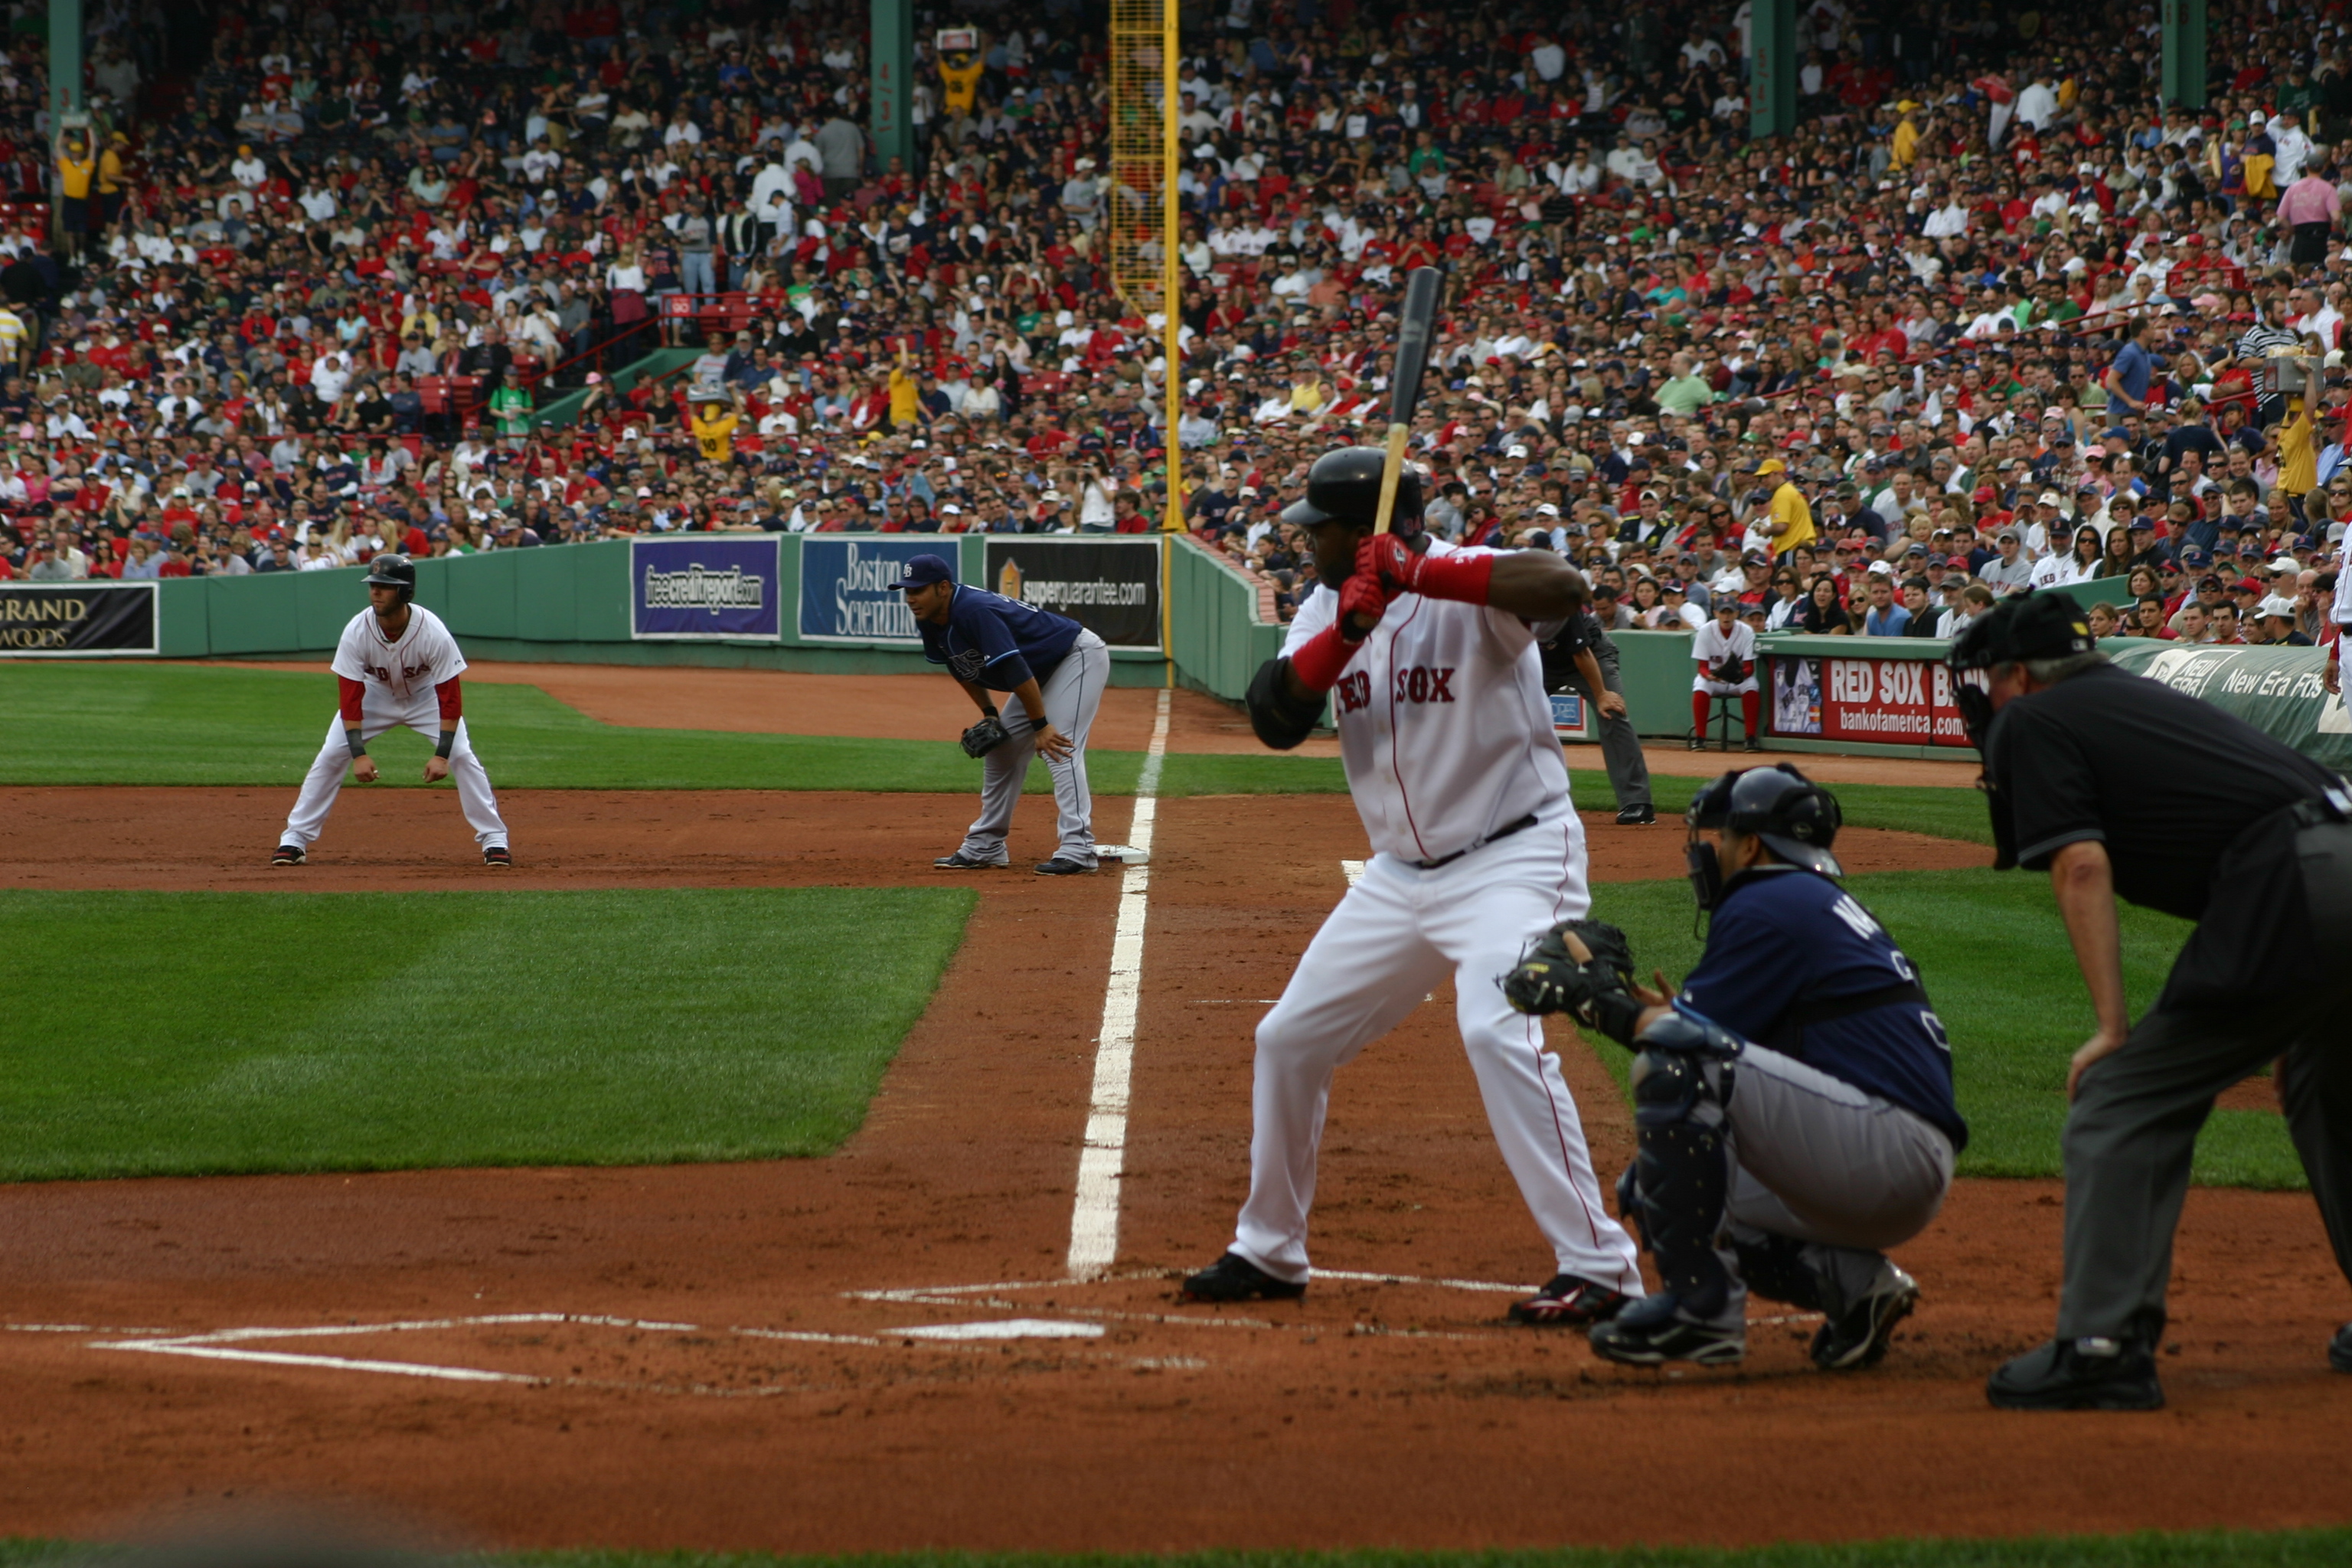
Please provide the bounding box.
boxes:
[1281,580,1338,654]
[330,610,377,686]
[2334,560,2352,629]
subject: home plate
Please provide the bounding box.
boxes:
[1095,844,1148,867]
[888,1318,1106,1341]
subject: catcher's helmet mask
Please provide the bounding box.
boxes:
[363,554,417,605]
[1684,763,1845,910]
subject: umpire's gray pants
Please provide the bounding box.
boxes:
[1563,655,1651,812]
[959,630,1109,867]
[1706,1043,1956,1328]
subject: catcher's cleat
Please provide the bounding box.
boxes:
[933,851,1008,869]
[270,844,305,867]
[2331,1322,2352,1375]
[483,846,513,868]
[1811,1264,1918,1370]
[1985,1337,2164,1411]
[1508,1274,1632,1328]
[1588,1292,1745,1367]
[1034,856,1097,876]
[1178,1252,1305,1303]
[1615,805,1657,826]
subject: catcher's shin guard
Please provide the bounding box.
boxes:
[1727,1223,1827,1312]
[1628,1012,1743,1319]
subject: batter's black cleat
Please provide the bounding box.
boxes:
[483,846,512,868]
[1986,1337,2164,1410]
[1588,1292,1746,1367]
[2330,1322,2352,1374]
[1811,1264,1919,1370]
[933,851,1007,869]
[1034,856,1097,876]
[1615,805,1657,826]
[1508,1274,1632,1328]
[1178,1252,1306,1303]
[270,844,305,866]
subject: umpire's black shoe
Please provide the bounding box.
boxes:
[1178,1252,1306,1303]
[1615,805,1657,826]
[1508,1274,1632,1328]
[933,851,1007,869]
[1588,1292,1745,1367]
[1811,1264,1918,1371]
[1034,856,1097,875]
[1986,1337,2164,1410]
[2331,1322,2352,1374]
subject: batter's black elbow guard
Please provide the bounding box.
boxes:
[1246,657,1326,751]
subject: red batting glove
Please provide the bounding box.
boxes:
[1356,533,1495,604]
[1289,574,1390,691]
[1336,571,1387,640]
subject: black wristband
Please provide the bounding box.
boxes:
[345,729,367,759]
[982,704,998,717]
[1028,711,1052,731]
[436,730,456,759]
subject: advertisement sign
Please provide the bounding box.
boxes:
[1766,653,1980,748]
[1548,691,1591,740]
[982,538,1162,650]
[0,582,158,656]
[631,536,782,641]
[796,536,933,644]
[2109,641,2352,770]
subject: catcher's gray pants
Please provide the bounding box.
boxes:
[959,630,1109,867]
[1699,1041,1955,1329]
[283,703,510,851]
[1562,654,1651,812]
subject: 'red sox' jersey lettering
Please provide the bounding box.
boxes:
[1391,665,1456,704]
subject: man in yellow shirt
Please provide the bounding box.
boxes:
[887,339,922,430]
[1891,103,1921,172]
[1746,456,1815,557]
[54,129,96,256]
[97,132,128,231]
[939,51,985,118]
[2274,358,2321,526]
[691,393,742,464]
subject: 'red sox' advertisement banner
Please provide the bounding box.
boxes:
[1766,652,1981,749]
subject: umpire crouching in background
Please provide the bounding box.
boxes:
[1952,593,2352,1410]
[1540,596,1655,825]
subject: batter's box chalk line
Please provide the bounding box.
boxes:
[81,1308,1195,1397]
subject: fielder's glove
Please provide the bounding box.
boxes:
[1711,655,1747,686]
[1503,918,1645,1047]
[960,715,1011,759]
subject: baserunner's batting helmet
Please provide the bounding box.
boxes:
[1279,446,1425,537]
[364,554,416,603]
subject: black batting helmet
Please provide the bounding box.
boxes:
[1279,446,1425,537]
[363,554,416,603]
[1687,763,1844,879]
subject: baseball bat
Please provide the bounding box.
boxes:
[1373,266,1443,536]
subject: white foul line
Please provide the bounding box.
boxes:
[1066,688,1171,1279]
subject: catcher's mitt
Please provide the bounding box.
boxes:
[1502,918,1645,1046]
[960,715,1011,759]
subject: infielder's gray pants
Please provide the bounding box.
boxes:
[959,630,1109,867]
[1705,1042,1956,1328]
[1563,655,1651,811]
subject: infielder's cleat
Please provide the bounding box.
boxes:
[483,846,513,868]
[1743,737,1763,753]
[2329,1322,2351,1374]
[1507,1274,1632,1328]
[1587,1292,1746,1367]
[1178,1252,1306,1303]
[933,851,1008,869]
[1811,1265,1919,1370]
[1615,805,1657,826]
[1686,737,1707,752]
[270,844,305,867]
[1985,1337,2164,1411]
[1034,856,1097,876]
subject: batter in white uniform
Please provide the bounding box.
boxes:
[272,554,512,867]
[1180,449,1644,1325]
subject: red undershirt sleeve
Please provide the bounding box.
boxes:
[338,676,365,724]
[436,675,462,725]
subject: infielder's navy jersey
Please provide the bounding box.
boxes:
[920,584,1083,691]
[1675,867,1968,1149]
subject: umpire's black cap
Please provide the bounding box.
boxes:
[1947,590,2098,671]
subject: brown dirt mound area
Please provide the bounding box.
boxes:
[2,784,2344,1554]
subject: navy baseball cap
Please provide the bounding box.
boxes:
[893,553,955,589]
[2180,546,2211,567]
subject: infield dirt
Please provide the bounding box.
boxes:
[2,777,2347,1553]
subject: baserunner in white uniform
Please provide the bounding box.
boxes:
[272,554,512,867]
[1180,448,1644,1326]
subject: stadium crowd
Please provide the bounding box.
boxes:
[0,0,2344,669]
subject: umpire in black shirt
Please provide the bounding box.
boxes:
[1951,593,2352,1409]
[1539,599,1655,825]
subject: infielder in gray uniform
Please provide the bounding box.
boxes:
[900,552,1110,875]
[1506,765,1967,1370]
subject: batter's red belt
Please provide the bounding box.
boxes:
[1406,813,1539,871]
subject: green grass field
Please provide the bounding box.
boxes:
[0,887,972,1181]
[9,1533,2352,1568]
[1578,869,2298,1191]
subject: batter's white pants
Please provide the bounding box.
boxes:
[959,630,1109,868]
[1232,812,1645,1292]
[282,701,511,852]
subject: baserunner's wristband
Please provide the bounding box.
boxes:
[345,729,367,759]
[436,730,456,759]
